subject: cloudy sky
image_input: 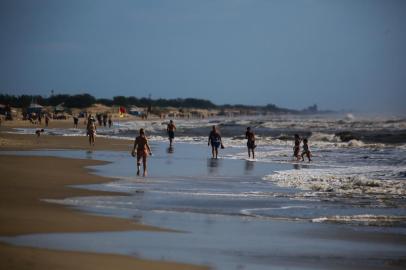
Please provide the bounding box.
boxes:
[1,0,405,113]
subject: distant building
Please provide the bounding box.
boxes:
[302,104,318,114]
[26,103,43,115]
[54,103,66,113]
[128,106,145,116]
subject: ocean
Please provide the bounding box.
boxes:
[2,113,406,269]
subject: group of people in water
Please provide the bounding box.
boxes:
[293,134,312,162]
[83,118,312,176]
[34,114,312,177]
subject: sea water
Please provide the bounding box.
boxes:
[9,114,406,225]
[2,113,406,269]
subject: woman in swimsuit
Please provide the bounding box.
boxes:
[131,128,152,176]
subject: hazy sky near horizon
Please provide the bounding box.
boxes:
[1,0,405,113]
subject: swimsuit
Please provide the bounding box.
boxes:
[134,136,149,164]
[246,131,256,149]
[302,144,310,155]
[167,124,175,139]
[209,131,221,148]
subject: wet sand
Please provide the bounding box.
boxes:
[0,243,207,270]
[1,118,85,130]
[0,132,208,270]
[0,155,164,236]
[0,130,132,151]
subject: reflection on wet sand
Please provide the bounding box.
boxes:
[244,160,254,173]
[167,146,174,154]
[207,158,221,175]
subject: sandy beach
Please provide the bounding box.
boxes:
[0,118,133,151]
[0,131,132,151]
[0,129,208,270]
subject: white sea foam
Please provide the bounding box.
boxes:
[241,206,310,217]
[258,115,406,131]
[263,166,406,196]
[150,190,273,198]
[309,132,341,143]
[312,215,406,226]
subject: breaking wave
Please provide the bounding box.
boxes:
[312,215,406,226]
[263,166,406,196]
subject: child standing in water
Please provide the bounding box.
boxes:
[301,138,312,162]
[293,134,301,161]
[245,127,256,159]
[131,128,152,176]
[208,125,224,159]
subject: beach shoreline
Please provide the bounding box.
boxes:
[1,123,406,269]
[0,131,209,270]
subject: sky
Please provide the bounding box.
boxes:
[0,0,405,113]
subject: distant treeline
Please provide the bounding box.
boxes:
[0,94,216,109]
[0,93,322,114]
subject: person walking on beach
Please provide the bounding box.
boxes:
[103,113,108,127]
[131,128,152,176]
[245,127,256,159]
[293,134,301,161]
[73,115,79,128]
[45,114,49,127]
[301,138,312,162]
[208,125,224,159]
[167,120,176,147]
[108,115,112,128]
[87,116,96,146]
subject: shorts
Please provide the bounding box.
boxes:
[211,141,221,149]
[168,130,175,139]
[247,141,256,149]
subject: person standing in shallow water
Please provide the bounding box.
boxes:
[131,128,152,177]
[293,134,301,161]
[167,120,176,147]
[208,125,224,159]
[245,127,256,159]
[73,115,79,128]
[301,138,312,162]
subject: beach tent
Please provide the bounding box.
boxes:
[26,103,43,115]
[0,104,6,115]
[128,106,145,116]
[54,103,65,113]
